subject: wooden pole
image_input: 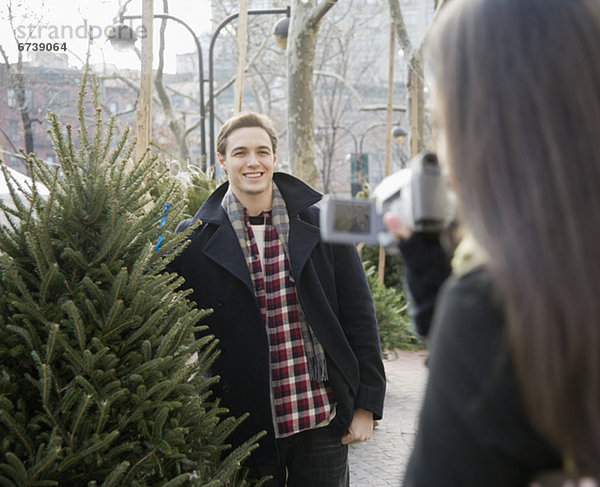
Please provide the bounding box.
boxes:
[383,24,395,178]
[135,0,153,164]
[378,22,395,286]
[410,65,419,157]
[233,0,248,113]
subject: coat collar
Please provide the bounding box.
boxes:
[189,172,323,289]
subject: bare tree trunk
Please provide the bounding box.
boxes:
[387,0,422,157]
[154,0,191,163]
[1,40,36,157]
[407,56,425,155]
[14,73,35,155]
[387,0,446,156]
[287,0,338,189]
[287,20,318,186]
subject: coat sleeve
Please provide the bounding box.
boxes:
[398,232,452,338]
[403,270,561,486]
[332,242,386,419]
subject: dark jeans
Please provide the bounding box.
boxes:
[249,425,349,487]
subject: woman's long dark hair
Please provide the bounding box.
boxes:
[428,0,600,473]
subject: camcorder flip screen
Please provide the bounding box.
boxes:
[320,197,381,245]
[333,200,371,234]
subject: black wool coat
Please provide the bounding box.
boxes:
[403,268,561,485]
[166,172,386,466]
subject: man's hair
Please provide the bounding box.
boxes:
[216,112,278,156]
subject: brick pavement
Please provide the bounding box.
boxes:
[348,350,429,486]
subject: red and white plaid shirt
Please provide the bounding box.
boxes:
[245,210,334,437]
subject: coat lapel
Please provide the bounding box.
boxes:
[190,181,253,294]
[202,220,254,294]
[273,172,323,282]
[288,216,320,281]
[193,173,323,292]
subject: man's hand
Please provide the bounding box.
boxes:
[341,408,374,445]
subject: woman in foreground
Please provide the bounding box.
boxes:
[390,0,600,484]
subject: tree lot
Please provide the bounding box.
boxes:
[0,73,264,486]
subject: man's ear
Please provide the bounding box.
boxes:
[217,153,227,173]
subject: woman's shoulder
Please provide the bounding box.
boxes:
[439,266,499,320]
[429,266,506,360]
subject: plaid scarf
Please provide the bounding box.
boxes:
[222,183,329,382]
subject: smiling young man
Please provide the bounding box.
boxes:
[167,112,385,486]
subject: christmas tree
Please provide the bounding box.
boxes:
[0,73,263,486]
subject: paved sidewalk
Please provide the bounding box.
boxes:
[349,350,429,486]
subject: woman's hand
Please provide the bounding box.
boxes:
[383,212,412,241]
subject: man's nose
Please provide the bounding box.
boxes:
[246,152,259,165]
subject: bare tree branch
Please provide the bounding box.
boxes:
[0,44,10,68]
[114,0,136,23]
[310,0,339,28]
[211,31,270,107]
[99,74,140,93]
[415,0,448,55]
[388,0,413,55]
[314,71,363,105]
[387,0,447,156]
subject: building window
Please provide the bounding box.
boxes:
[7,88,15,108]
[9,119,19,139]
[25,89,33,108]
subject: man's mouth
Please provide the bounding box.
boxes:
[244,172,263,179]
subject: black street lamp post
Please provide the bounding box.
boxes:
[110,13,207,162]
[329,126,363,196]
[208,7,290,171]
[110,7,290,171]
[338,124,407,196]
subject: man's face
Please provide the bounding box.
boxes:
[218,126,276,207]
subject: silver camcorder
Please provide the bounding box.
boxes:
[320,151,453,246]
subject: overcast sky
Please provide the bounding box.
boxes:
[0,0,211,73]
